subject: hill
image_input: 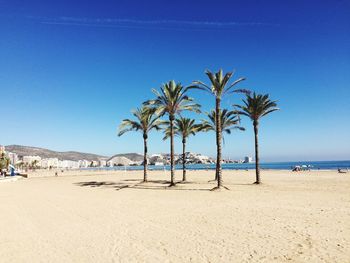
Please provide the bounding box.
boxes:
[5,145,107,161]
[107,153,144,162]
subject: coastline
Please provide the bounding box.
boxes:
[83,160,350,172]
[20,167,347,179]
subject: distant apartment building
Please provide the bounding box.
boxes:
[41,158,59,168]
[99,159,107,167]
[41,158,84,169]
[193,154,212,164]
[244,156,253,163]
[91,160,99,167]
[78,160,90,168]
[0,145,5,154]
[7,152,19,165]
[58,160,80,169]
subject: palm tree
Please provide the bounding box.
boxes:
[0,153,10,171]
[192,69,248,190]
[16,161,25,170]
[234,92,279,184]
[118,106,163,182]
[200,109,245,141]
[200,109,245,182]
[145,80,200,186]
[31,160,39,170]
[163,117,200,182]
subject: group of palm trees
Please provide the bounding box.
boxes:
[118,69,279,190]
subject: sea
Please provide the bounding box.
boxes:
[89,160,350,171]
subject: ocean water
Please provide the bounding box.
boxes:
[91,160,350,171]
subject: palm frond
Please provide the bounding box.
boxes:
[235,92,279,121]
[149,80,201,118]
[118,105,162,137]
[199,108,244,136]
[163,116,200,140]
[192,69,247,99]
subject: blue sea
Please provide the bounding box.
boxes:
[90,160,350,171]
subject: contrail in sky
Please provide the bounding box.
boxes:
[23,15,280,30]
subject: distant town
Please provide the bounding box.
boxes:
[1,145,253,170]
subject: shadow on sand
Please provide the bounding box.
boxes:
[75,181,130,190]
[74,180,210,191]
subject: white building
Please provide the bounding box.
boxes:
[78,160,90,168]
[244,156,253,163]
[185,152,213,164]
[58,160,80,169]
[0,145,5,154]
[7,152,18,165]
[99,159,107,167]
[91,160,99,167]
[41,158,59,168]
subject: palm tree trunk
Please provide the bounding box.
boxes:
[169,114,176,186]
[216,97,223,188]
[253,120,260,184]
[182,138,186,182]
[143,133,148,182]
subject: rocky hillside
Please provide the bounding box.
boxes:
[107,153,144,162]
[5,145,107,161]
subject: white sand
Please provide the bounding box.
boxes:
[0,169,349,262]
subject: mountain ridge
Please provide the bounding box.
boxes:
[5,145,146,162]
[5,145,107,161]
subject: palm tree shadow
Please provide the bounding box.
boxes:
[74,181,129,190]
[75,181,116,187]
[146,180,170,184]
[229,183,257,186]
[129,184,209,191]
[74,181,210,191]
[120,179,169,185]
[121,179,142,182]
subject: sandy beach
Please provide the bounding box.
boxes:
[0,169,349,262]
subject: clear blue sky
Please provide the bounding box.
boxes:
[0,0,349,161]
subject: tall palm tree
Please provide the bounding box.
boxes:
[200,109,245,181]
[118,106,163,182]
[192,69,248,190]
[163,117,200,182]
[145,80,200,186]
[234,92,279,184]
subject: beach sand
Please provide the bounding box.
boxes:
[0,169,349,262]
